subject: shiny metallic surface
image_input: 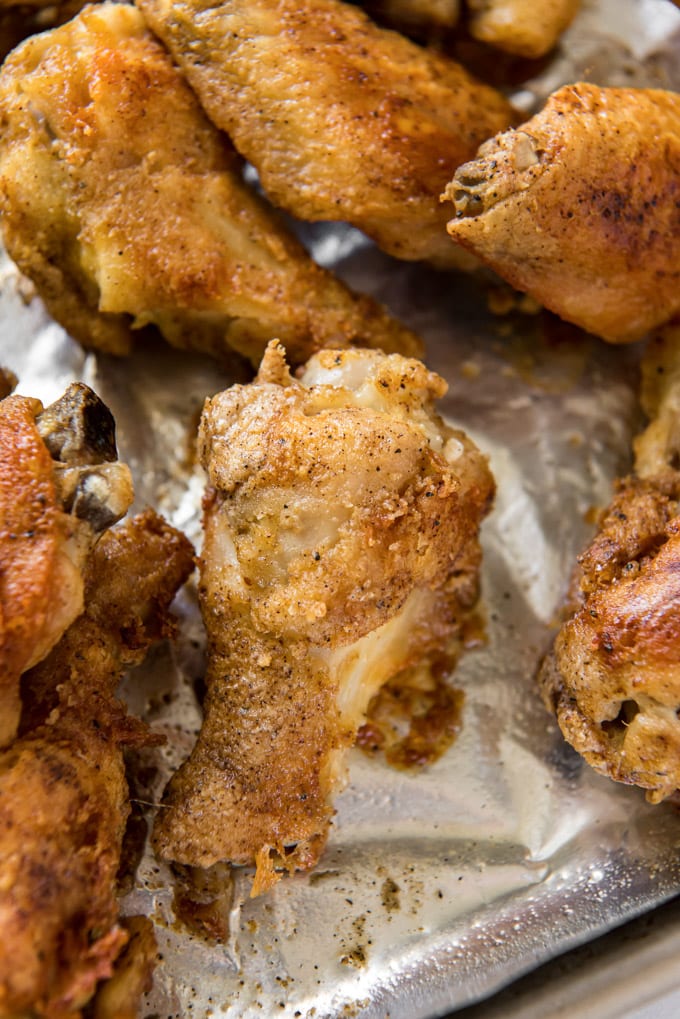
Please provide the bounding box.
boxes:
[1,2,679,1015]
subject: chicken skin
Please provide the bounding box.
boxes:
[0,4,420,367]
[0,383,132,749]
[0,511,194,1019]
[539,328,680,802]
[467,0,580,58]
[136,0,517,266]
[153,342,494,892]
[444,84,680,343]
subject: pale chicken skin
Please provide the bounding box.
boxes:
[539,328,680,801]
[136,0,517,266]
[0,384,132,749]
[153,343,495,892]
[0,511,194,1019]
[467,0,580,58]
[444,84,680,343]
[0,4,420,367]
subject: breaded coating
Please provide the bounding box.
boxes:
[444,84,680,343]
[0,4,420,366]
[0,511,194,1019]
[467,0,580,58]
[539,327,680,802]
[136,0,517,266]
[153,342,494,892]
[0,384,132,749]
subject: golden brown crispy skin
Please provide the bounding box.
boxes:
[0,4,420,366]
[0,387,132,749]
[539,328,680,801]
[444,84,680,343]
[0,395,61,746]
[539,477,680,802]
[153,342,494,890]
[0,511,194,1019]
[467,0,580,58]
[136,0,517,266]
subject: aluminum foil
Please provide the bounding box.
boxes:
[2,1,680,1015]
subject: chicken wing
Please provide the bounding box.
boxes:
[136,0,517,266]
[0,510,194,1019]
[467,0,580,58]
[153,342,494,893]
[0,4,420,367]
[444,84,680,343]
[0,383,132,748]
[539,327,680,801]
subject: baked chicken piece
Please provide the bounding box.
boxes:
[0,3,420,367]
[539,327,680,802]
[153,342,495,893]
[0,383,132,749]
[0,510,194,1019]
[467,0,580,58]
[444,84,680,343]
[136,0,517,266]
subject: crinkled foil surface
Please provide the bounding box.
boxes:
[2,2,680,1015]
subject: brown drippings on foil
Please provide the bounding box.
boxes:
[357,653,465,770]
[491,306,595,394]
[171,862,234,942]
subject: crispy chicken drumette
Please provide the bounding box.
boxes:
[467,0,580,58]
[0,3,420,366]
[153,342,494,892]
[0,383,132,748]
[136,0,517,266]
[539,327,680,802]
[444,84,680,343]
[0,511,194,1019]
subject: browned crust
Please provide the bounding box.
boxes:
[137,0,517,265]
[538,477,680,801]
[0,396,60,746]
[445,84,680,342]
[0,512,194,1019]
[0,4,420,365]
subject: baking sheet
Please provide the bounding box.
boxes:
[2,1,680,1015]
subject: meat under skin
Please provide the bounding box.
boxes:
[0,386,132,749]
[153,343,494,891]
[136,0,517,266]
[467,0,580,58]
[0,511,194,1019]
[0,4,420,366]
[539,328,680,801]
[444,84,680,343]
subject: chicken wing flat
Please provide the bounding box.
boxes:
[153,342,494,892]
[467,0,580,58]
[444,84,680,343]
[0,383,132,749]
[136,0,517,266]
[0,511,194,1019]
[539,327,680,802]
[0,4,420,367]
